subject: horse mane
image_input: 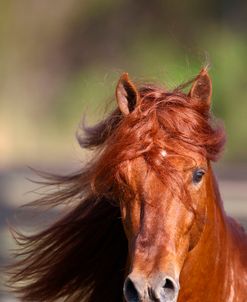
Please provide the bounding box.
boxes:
[7,76,226,301]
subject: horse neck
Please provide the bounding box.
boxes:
[179,165,247,301]
[206,167,247,269]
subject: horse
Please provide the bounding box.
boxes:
[8,69,247,302]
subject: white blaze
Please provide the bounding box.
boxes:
[161,149,167,157]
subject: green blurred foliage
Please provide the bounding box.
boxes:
[0,0,247,165]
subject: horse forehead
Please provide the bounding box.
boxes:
[122,148,205,182]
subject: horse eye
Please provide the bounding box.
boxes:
[192,169,205,184]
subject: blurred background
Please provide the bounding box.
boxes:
[0,1,247,301]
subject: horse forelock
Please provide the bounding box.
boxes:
[80,82,225,158]
[83,82,225,197]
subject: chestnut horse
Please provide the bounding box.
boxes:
[9,70,247,302]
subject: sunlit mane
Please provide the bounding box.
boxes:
[78,81,225,194]
[79,82,225,160]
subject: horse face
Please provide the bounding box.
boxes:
[119,154,209,302]
[114,70,216,301]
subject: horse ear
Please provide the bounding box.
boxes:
[189,69,212,105]
[116,73,140,115]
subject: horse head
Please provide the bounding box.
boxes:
[112,71,224,302]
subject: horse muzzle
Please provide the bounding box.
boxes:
[124,273,180,302]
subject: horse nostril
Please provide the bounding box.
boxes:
[162,277,179,301]
[124,277,140,302]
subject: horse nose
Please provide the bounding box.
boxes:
[123,275,141,302]
[160,276,180,301]
[124,274,180,302]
